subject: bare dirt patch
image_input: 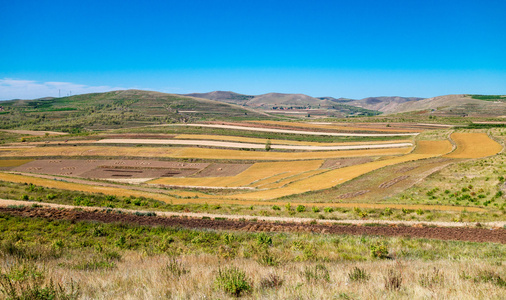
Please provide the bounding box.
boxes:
[101,134,177,139]
[191,163,253,177]
[379,176,410,189]
[319,157,373,170]
[12,159,209,178]
[1,206,503,243]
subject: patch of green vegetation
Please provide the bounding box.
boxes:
[469,95,506,102]
[0,210,503,265]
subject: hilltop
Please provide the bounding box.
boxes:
[346,96,425,113]
[391,94,506,117]
[185,91,381,117]
[0,89,268,132]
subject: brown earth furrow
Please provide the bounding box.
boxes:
[1,207,504,244]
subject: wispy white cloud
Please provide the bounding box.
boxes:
[0,78,126,100]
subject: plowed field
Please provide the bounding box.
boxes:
[0,145,413,160]
[1,206,503,243]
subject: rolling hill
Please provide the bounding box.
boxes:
[184,91,382,117]
[390,94,506,116]
[0,90,269,132]
[346,96,425,113]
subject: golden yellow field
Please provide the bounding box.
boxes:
[412,140,454,155]
[227,140,454,200]
[0,172,179,201]
[445,132,503,158]
[251,120,422,133]
[149,160,323,187]
[0,145,413,160]
[259,169,327,189]
[0,172,484,212]
[174,134,413,147]
[0,159,33,167]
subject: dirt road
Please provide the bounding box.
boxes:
[0,202,504,244]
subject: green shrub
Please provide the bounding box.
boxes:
[272,205,280,211]
[0,262,80,300]
[370,242,389,259]
[258,251,280,266]
[312,206,320,213]
[296,205,306,213]
[348,267,369,282]
[256,233,272,246]
[323,207,334,213]
[303,264,330,282]
[214,267,252,297]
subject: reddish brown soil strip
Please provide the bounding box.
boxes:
[101,134,177,139]
[2,206,503,244]
[379,176,410,189]
[336,190,370,199]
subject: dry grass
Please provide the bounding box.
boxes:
[9,254,503,299]
[445,132,503,158]
[0,145,413,160]
[0,159,33,167]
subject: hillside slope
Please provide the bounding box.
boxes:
[392,94,506,116]
[0,90,268,132]
[347,97,424,113]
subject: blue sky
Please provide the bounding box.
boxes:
[1,0,505,99]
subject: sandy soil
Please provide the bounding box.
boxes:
[96,138,414,150]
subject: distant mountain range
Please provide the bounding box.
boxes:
[183,91,424,113]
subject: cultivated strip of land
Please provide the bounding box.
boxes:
[166,124,420,136]
[96,138,413,150]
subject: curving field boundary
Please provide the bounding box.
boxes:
[0,145,413,160]
[168,124,419,136]
[96,138,413,151]
[445,132,503,158]
[0,205,501,243]
[173,134,414,147]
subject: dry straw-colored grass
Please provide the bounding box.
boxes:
[22,253,504,299]
[445,132,502,158]
[0,159,33,167]
[0,145,413,160]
